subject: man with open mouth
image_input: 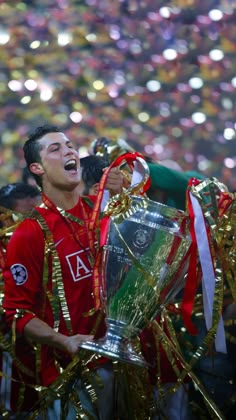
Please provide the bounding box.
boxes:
[2,124,124,419]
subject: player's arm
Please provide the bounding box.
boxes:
[24,317,94,356]
[3,219,45,330]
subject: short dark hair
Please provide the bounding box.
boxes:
[80,155,108,194]
[22,166,35,184]
[23,124,61,187]
[0,182,40,211]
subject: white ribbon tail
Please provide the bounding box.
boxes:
[101,189,110,212]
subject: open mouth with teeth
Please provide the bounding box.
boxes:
[64,159,77,172]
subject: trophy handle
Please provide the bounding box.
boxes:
[118,155,150,196]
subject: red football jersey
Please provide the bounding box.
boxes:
[3,196,106,388]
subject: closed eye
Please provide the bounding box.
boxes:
[48,143,60,152]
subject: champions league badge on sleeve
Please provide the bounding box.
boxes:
[10,264,28,285]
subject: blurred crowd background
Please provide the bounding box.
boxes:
[0,0,235,190]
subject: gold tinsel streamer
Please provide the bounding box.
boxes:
[25,350,99,419]
[151,318,226,419]
[216,193,236,301]
[34,210,73,335]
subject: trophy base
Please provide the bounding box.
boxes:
[79,322,148,368]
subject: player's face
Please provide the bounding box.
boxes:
[32,132,81,191]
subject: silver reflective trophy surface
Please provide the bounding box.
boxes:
[80,157,192,366]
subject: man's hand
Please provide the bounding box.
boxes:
[24,317,94,355]
[63,334,94,355]
[104,167,123,194]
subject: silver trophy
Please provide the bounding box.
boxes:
[80,158,192,366]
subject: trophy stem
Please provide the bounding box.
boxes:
[79,319,148,368]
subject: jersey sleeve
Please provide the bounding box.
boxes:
[3,218,45,335]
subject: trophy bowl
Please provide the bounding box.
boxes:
[80,195,192,367]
